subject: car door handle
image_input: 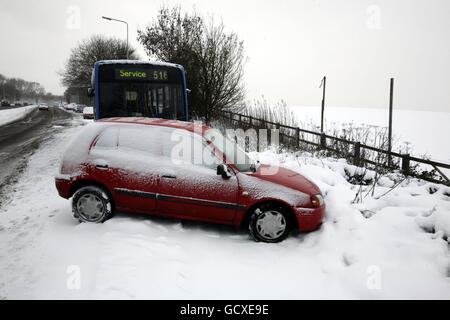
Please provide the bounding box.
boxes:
[162,174,176,179]
[96,164,109,170]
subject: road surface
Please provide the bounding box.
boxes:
[0,106,76,207]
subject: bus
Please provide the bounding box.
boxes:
[89,60,188,121]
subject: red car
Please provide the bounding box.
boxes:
[55,118,325,242]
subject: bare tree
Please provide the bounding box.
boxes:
[196,21,245,120]
[59,35,139,103]
[0,74,53,103]
[137,6,246,121]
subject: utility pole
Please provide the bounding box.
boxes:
[388,78,394,166]
[320,76,326,133]
[102,16,129,59]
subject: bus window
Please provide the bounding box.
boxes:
[145,89,156,117]
[125,89,141,117]
[165,87,170,115]
[158,88,164,114]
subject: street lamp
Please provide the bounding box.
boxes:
[102,16,129,59]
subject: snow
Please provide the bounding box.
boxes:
[0,105,37,126]
[0,122,449,299]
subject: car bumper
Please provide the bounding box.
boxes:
[55,176,72,199]
[293,205,325,231]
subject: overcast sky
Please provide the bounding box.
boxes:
[0,0,449,111]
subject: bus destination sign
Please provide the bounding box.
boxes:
[115,68,169,81]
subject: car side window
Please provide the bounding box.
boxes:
[92,127,119,150]
[198,139,221,170]
[163,130,221,170]
[118,126,162,156]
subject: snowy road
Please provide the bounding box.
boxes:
[0,119,449,299]
[0,107,75,207]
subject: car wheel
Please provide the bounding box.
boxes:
[249,203,292,243]
[72,186,113,223]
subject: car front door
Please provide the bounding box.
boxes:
[157,130,241,223]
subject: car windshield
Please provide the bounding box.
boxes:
[203,129,258,173]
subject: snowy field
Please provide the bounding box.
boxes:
[0,120,449,299]
[0,105,37,126]
[290,106,450,163]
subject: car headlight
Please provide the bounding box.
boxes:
[311,194,324,208]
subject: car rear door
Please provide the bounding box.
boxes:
[88,125,162,213]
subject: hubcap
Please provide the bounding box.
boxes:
[256,210,286,240]
[77,193,104,221]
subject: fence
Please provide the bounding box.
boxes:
[219,110,450,186]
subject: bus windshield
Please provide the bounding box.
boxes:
[94,61,188,121]
[97,82,185,120]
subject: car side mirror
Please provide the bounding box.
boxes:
[87,88,95,97]
[217,164,232,179]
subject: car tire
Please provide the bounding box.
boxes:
[248,203,292,243]
[72,185,113,223]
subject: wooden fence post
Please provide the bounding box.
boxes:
[275,123,280,145]
[296,127,300,148]
[388,78,394,167]
[256,129,260,153]
[320,76,326,133]
[402,154,410,176]
[320,133,326,149]
[354,142,361,166]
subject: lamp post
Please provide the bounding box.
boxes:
[102,16,129,59]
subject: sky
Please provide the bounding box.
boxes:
[0,0,449,112]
